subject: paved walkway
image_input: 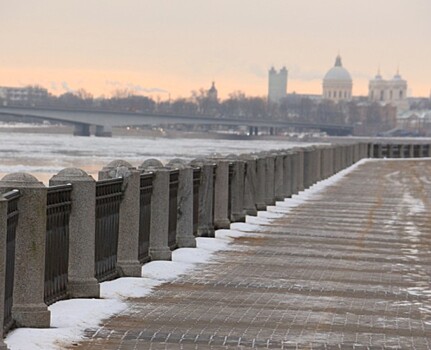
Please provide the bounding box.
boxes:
[71,159,431,349]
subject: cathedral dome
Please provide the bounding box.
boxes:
[322,55,353,102]
[323,55,352,82]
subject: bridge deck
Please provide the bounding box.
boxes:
[71,159,431,349]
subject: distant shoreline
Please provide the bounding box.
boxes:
[0,123,320,142]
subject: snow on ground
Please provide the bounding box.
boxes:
[4,159,368,350]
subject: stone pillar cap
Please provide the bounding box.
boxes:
[167,159,189,170]
[239,153,258,160]
[139,158,164,171]
[51,168,94,182]
[102,159,135,170]
[189,158,216,166]
[0,172,45,188]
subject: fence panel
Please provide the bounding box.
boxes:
[139,173,153,263]
[168,170,179,250]
[3,190,20,333]
[192,168,201,236]
[95,178,123,282]
[44,184,72,305]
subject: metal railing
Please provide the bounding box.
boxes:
[44,184,72,305]
[168,170,179,250]
[370,143,431,159]
[3,190,20,333]
[192,168,201,236]
[139,173,153,263]
[95,178,123,282]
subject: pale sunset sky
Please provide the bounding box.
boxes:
[0,1,430,99]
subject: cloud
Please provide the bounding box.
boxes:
[105,80,122,86]
[50,81,59,91]
[61,81,75,92]
[105,81,168,94]
[126,83,168,94]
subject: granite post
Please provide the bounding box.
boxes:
[50,168,100,298]
[226,155,246,222]
[283,151,293,198]
[190,159,215,237]
[255,156,268,210]
[167,159,196,248]
[297,148,305,191]
[0,173,50,328]
[0,196,10,348]
[211,159,230,229]
[239,154,258,215]
[140,159,172,260]
[98,160,141,277]
[273,152,285,201]
[262,153,276,205]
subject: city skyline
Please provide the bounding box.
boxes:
[1,1,430,99]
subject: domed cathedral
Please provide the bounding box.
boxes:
[369,69,408,112]
[322,55,353,102]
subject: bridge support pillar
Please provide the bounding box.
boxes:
[95,125,112,137]
[73,124,91,137]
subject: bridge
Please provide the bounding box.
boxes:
[0,105,354,136]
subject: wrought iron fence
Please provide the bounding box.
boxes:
[192,168,201,236]
[3,190,20,333]
[44,184,72,305]
[139,173,153,263]
[168,170,179,250]
[95,178,123,282]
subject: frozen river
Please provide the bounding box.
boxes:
[0,131,318,183]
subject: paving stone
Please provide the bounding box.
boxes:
[69,160,431,349]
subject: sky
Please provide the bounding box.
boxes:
[0,1,430,99]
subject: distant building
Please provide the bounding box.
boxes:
[207,81,218,102]
[0,85,49,105]
[368,69,408,112]
[322,55,352,102]
[268,67,288,103]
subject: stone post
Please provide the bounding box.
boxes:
[211,159,230,229]
[260,153,275,205]
[49,168,100,298]
[315,147,322,182]
[0,196,10,348]
[98,160,141,277]
[139,159,172,260]
[239,154,258,215]
[190,159,215,237]
[273,152,285,201]
[255,156,268,210]
[290,151,299,195]
[226,155,246,222]
[297,148,305,191]
[167,159,196,248]
[303,148,313,189]
[0,173,50,328]
[283,151,293,198]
